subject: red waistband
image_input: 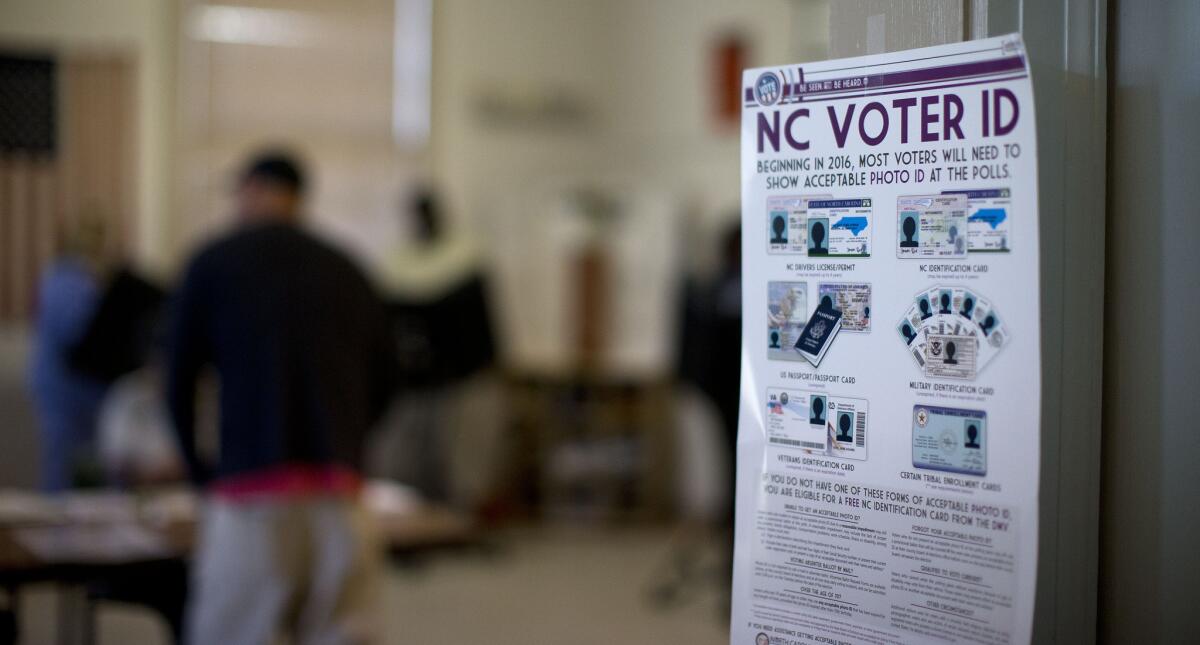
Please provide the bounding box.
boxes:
[210,464,363,502]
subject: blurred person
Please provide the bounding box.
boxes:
[97,359,185,487]
[649,219,741,608]
[27,216,110,491]
[167,151,398,645]
[679,220,742,440]
[373,187,499,509]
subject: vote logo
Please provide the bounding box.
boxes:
[754,71,782,106]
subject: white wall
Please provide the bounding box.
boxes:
[1102,0,1200,640]
[174,0,422,270]
[429,0,828,374]
[0,0,176,274]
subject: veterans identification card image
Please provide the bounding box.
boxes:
[767,281,809,362]
[766,388,868,460]
[767,195,830,255]
[896,194,969,259]
[805,199,872,257]
[824,395,868,461]
[912,405,987,476]
[765,388,828,451]
[944,188,1012,252]
[817,282,871,332]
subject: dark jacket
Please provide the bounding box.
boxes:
[166,222,398,485]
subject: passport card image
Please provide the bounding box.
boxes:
[896,194,969,259]
[766,389,827,451]
[924,333,978,380]
[912,405,987,476]
[817,282,871,332]
[806,199,872,257]
[767,195,830,255]
[943,188,1012,252]
[767,281,809,362]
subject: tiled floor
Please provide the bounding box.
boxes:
[14,526,731,645]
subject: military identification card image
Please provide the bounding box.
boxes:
[952,287,980,321]
[912,405,987,476]
[805,198,872,257]
[944,188,1012,252]
[896,194,969,259]
[817,282,871,332]
[767,195,830,254]
[923,333,978,380]
[767,281,809,362]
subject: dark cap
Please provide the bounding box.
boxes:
[239,151,306,193]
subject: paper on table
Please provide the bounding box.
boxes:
[13,523,171,563]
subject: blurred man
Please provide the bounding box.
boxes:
[28,217,110,491]
[167,152,398,645]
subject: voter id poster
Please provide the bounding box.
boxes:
[733,35,1040,645]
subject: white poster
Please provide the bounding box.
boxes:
[732,35,1040,645]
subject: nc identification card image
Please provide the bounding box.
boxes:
[896,194,969,259]
[944,188,1012,252]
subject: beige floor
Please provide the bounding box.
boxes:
[14,526,731,645]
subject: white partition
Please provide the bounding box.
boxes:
[827,2,1106,643]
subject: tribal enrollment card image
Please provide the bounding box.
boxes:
[817,282,871,332]
[943,188,1012,252]
[767,281,808,361]
[805,199,872,257]
[767,195,830,254]
[912,405,987,476]
[896,194,969,259]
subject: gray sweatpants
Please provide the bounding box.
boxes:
[185,497,381,645]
